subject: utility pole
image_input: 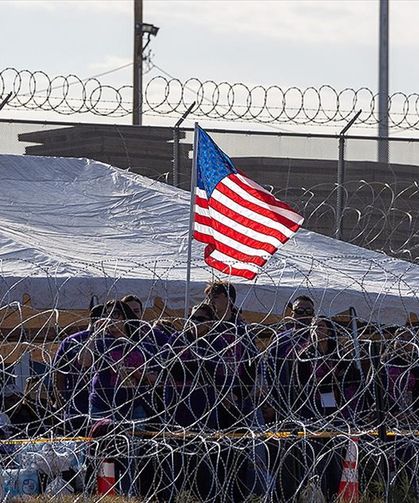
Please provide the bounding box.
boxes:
[133,0,143,125]
[378,0,389,164]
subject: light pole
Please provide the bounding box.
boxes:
[133,0,159,125]
[378,0,389,164]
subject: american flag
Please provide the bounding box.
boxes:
[193,127,304,280]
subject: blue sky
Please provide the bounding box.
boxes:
[1,0,419,132]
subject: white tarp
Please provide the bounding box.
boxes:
[0,154,417,324]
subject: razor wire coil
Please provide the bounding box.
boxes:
[3,67,419,130]
[0,264,418,502]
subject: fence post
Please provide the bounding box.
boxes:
[172,102,196,187]
[0,92,12,112]
[349,307,364,379]
[371,338,389,494]
[372,340,387,441]
[378,0,389,165]
[173,127,180,187]
[335,110,362,240]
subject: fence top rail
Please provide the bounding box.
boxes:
[2,117,419,143]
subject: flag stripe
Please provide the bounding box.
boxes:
[208,248,261,272]
[195,211,278,254]
[196,187,208,200]
[195,194,209,210]
[207,199,287,246]
[213,184,296,239]
[205,248,261,277]
[194,220,271,262]
[205,255,257,280]
[234,173,305,223]
[219,176,303,231]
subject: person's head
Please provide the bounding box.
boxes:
[310,316,337,354]
[187,303,217,338]
[191,303,216,322]
[204,281,236,320]
[291,295,315,327]
[121,294,143,319]
[89,304,104,328]
[103,300,137,338]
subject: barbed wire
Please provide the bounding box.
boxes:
[3,67,419,130]
[274,180,419,264]
[0,258,418,502]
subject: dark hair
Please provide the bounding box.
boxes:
[121,294,143,313]
[292,295,314,308]
[191,303,217,320]
[89,304,104,323]
[104,300,139,338]
[204,281,237,304]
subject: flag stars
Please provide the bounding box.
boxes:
[197,128,237,197]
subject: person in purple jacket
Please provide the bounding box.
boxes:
[53,303,104,435]
[198,311,261,502]
[159,303,225,502]
[122,293,172,428]
[163,302,260,502]
[80,300,164,497]
[384,326,419,425]
[165,303,219,429]
[295,316,362,421]
[292,317,362,501]
[79,300,159,425]
[383,326,419,495]
[203,281,258,425]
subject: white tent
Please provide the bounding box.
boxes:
[0,154,417,324]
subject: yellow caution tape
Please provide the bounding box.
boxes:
[1,430,418,445]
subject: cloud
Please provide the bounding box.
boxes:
[146,0,378,46]
[9,0,419,49]
[146,0,419,50]
[9,0,131,14]
[85,55,132,86]
[88,55,131,73]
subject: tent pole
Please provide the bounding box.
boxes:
[184,123,199,318]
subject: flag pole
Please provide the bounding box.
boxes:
[184,122,199,318]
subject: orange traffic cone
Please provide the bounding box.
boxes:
[97,459,116,495]
[338,437,359,502]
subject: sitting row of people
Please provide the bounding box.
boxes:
[47,284,419,436]
[2,283,417,440]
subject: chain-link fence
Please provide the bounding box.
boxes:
[1,118,418,263]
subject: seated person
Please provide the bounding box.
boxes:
[7,377,52,438]
[79,300,161,426]
[384,326,419,427]
[293,317,362,423]
[53,304,104,435]
[205,281,246,328]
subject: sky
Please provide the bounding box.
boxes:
[1,0,419,134]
